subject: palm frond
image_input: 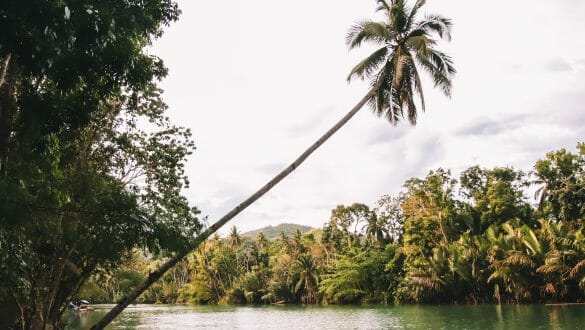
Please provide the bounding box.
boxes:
[388,90,403,124]
[521,227,542,256]
[374,77,389,117]
[407,0,427,30]
[569,259,585,279]
[414,48,455,97]
[346,20,390,49]
[389,0,409,32]
[536,264,568,275]
[504,252,535,268]
[405,62,421,123]
[406,35,436,55]
[488,269,509,283]
[545,251,562,262]
[411,59,425,112]
[415,58,450,96]
[347,46,388,82]
[376,0,391,13]
[367,60,392,117]
[410,272,444,290]
[405,85,417,124]
[416,14,453,41]
[428,48,456,76]
[294,278,304,292]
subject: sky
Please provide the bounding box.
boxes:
[151,0,585,234]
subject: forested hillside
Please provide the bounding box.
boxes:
[242,224,314,240]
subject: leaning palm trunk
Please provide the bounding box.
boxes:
[92,1,456,326]
[90,87,377,329]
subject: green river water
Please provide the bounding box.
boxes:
[64,304,585,329]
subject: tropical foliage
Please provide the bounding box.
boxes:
[2,0,583,328]
[0,1,201,329]
[83,143,585,306]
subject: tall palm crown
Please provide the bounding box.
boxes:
[229,226,242,250]
[347,0,455,124]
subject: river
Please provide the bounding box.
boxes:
[64,304,585,329]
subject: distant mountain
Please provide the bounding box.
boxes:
[242,223,314,240]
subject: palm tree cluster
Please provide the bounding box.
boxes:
[81,143,585,305]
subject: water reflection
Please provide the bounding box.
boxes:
[63,304,585,329]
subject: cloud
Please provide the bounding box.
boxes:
[369,129,446,195]
[455,115,526,137]
[543,58,573,72]
[368,124,409,145]
[157,0,585,234]
[195,184,251,222]
[287,105,335,136]
[403,131,445,176]
[256,162,286,174]
[538,88,585,129]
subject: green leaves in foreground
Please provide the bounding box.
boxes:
[0,1,200,328]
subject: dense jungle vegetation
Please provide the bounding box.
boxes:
[2,0,583,328]
[0,1,202,328]
[80,143,585,306]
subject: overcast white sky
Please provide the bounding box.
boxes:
[151,0,585,234]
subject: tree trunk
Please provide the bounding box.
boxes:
[0,53,14,175]
[438,211,449,244]
[90,87,376,329]
[0,54,11,88]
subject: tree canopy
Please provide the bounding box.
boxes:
[79,143,585,308]
[0,1,201,329]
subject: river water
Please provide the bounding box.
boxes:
[65,304,585,329]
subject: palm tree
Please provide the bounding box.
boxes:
[536,219,574,300]
[274,230,290,254]
[568,230,585,295]
[290,228,306,257]
[228,226,242,250]
[256,232,268,250]
[229,226,242,269]
[293,254,320,304]
[92,1,455,327]
[407,245,456,303]
[487,224,542,303]
[365,213,388,246]
[346,0,455,124]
